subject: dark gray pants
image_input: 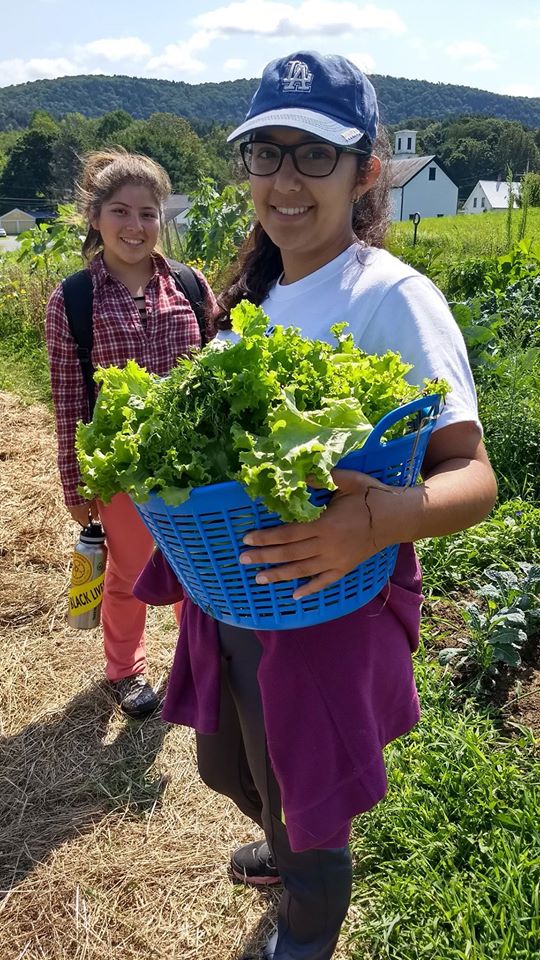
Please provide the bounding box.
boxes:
[196,623,352,960]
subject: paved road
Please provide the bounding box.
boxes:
[0,237,20,252]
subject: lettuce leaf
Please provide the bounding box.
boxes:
[76,300,447,521]
[235,392,372,521]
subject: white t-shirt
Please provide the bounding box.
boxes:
[219,243,480,432]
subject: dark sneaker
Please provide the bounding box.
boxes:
[230,840,281,886]
[111,674,159,719]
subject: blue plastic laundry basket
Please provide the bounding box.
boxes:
[134,394,441,630]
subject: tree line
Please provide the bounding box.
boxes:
[1,73,540,132]
[0,107,539,213]
[0,109,236,213]
[394,116,540,198]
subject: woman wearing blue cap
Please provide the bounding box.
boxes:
[136,51,496,959]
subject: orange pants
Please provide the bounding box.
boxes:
[97,493,181,681]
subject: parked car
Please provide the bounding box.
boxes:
[0,226,7,237]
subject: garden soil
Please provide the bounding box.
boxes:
[425,596,540,736]
[1,390,537,960]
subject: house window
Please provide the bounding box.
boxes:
[481,197,485,208]
[428,167,436,181]
[398,137,402,150]
[473,197,477,208]
[407,137,412,150]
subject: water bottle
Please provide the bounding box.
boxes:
[67,521,107,629]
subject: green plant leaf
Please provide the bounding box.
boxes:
[438,648,465,665]
[490,646,522,667]
[75,301,441,520]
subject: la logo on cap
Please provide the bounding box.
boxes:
[282,60,313,93]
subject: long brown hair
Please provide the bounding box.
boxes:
[76,148,171,263]
[217,130,392,328]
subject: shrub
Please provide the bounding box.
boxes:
[417,499,540,593]
[446,240,540,300]
[183,176,253,283]
[478,348,540,501]
[438,565,540,693]
[521,171,540,207]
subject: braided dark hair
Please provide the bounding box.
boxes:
[217,129,392,328]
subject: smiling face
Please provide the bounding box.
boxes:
[91,182,161,273]
[248,126,380,283]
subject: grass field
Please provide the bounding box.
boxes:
[388,208,540,262]
[0,321,51,404]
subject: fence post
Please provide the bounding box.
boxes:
[412,212,421,246]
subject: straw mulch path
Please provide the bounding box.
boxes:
[0,392,358,960]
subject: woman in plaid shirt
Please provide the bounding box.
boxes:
[46,149,216,718]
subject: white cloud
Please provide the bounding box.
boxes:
[0,57,80,86]
[0,6,403,87]
[346,51,376,73]
[406,36,429,60]
[467,59,498,72]
[0,33,212,85]
[223,58,248,72]
[0,37,152,87]
[145,44,205,75]
[502,82,539,98]
[515,16,540,29]
[194,1,406,37]
[446,41,490,59]
[446,40,497,72]
[145,31,217,78]
[84,37,152,63]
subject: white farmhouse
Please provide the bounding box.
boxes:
[462,180,520,214]
[390,130,458,221]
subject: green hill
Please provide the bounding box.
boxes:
[0,72,539,132]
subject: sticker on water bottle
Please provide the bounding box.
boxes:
[71,553,93,586]
[68,571,105,616]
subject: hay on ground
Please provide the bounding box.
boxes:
[0,392,356,960]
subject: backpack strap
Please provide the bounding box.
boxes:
[167,259,208,346]
[61,269,96,421]
[61,261,207,422]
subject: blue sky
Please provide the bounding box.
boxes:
[2,0,540,98]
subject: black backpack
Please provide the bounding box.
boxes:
[62,259,207,420]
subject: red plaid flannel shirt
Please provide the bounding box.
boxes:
[46,252,217,506]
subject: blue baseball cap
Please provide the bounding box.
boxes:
[227,51,378,147]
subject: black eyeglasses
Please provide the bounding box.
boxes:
[239,140,371,178]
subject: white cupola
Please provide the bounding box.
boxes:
[394,130,417,156]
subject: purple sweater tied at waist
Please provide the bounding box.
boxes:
[134,543,423,852]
